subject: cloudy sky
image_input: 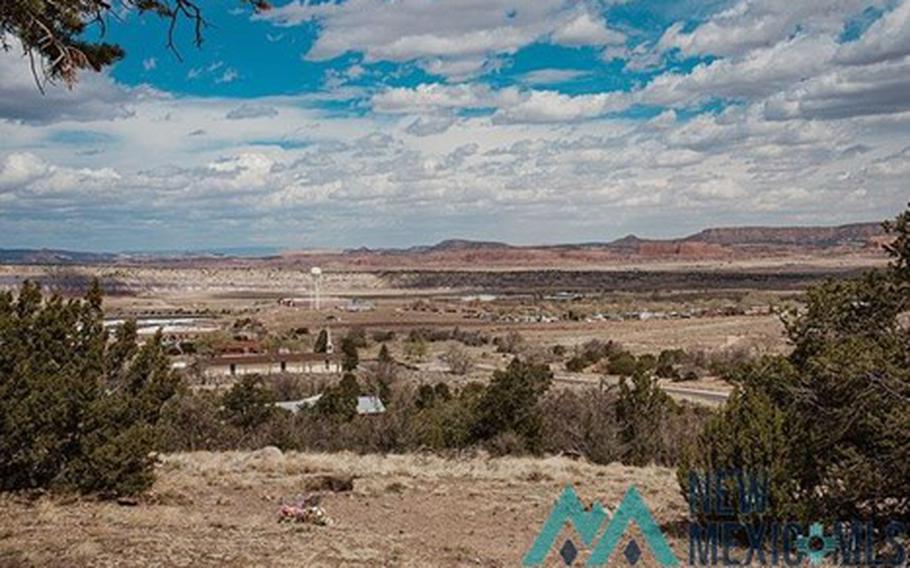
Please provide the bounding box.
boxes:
[1,0,908,251]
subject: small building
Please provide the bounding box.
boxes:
[275,394,386,415]
[275,394,323,412]
[220,340,263,355]
[203,352,341,378]
[342,298,376,312]
[356,395,386,415]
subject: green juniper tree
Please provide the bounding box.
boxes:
[220,375,274,432]
[378,343,392,363]
[883,202,910,285]
[0,280,179,496]
[679,204,910,525]
[313,328,330,353]
[340,334,360,372]
[315,373,360,421]
[471,358,553,452]
[616,370,674,466]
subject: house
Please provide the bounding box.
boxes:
[274,394,386,415]
[203,352,341,378]
[274,394,323,412]
[356,396,386,415]
[343,298,375,312]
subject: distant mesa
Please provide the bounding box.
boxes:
[0,248,119,265]
[0,221,887,267]
[423,239,512,252]
[347,239,513,256]
[682,223,883,247]
[608,234,646,247]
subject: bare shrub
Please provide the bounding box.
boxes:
[268,375,311,401]
[485,431,529,456]
[362,358,399,402]
[158,392,240,452]
[539,388,621,465]
[442,344,473,375]
[494,331,525,354]
[566,339,621,372]
[403,338,428,361]
[371,329,396,343]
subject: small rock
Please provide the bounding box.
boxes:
[247,446,284,469]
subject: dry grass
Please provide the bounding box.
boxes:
[1,450,686,567]
[0,450,855,567]
[159,449,672,493]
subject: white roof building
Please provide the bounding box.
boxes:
[274,394,386,415]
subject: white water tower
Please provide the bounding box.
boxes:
[310,266,323,311]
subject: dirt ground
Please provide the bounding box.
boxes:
[0,450,690,567]
[0,260,811,360]
[515,315,786,354]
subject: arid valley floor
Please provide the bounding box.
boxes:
[0,235,892,567]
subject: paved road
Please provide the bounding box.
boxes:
[658,384,730,406]
[550,373,730,406]
[474,362,730,407]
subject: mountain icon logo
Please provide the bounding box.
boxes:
[523,485,678,566]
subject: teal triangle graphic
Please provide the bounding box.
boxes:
[587,487,678,566]
[523,486,608,566]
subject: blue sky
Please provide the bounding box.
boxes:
[102,1,711,99]
[0,0,909,251]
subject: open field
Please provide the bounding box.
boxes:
[0,255,886,297]
[0,450,688,567]
[0,254,881,359]
[0,259,808,405]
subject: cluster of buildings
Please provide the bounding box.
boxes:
[498,312,560,324]
[584,304,770,322]
[201,328,341,379]
[203,352,342,378]
[110,272,389,416]
[277,297,377,313]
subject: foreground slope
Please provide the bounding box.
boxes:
[0,450,684,567]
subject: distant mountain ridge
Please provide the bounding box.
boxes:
[415,239,512,253]
[681,222,883,247]
[370,221,885,253]
[335,221,886,267]
[0,249,121,264]
[0,221,886,265]
[0,246,281,265]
